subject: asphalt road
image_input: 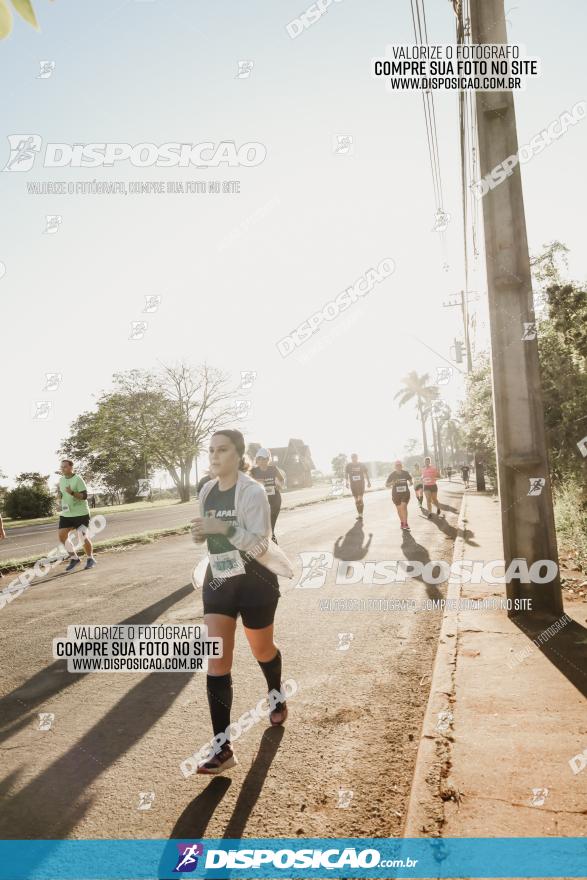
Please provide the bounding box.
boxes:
[0,481,464,848]
[0,483,386,563]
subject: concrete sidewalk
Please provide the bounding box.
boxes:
[405,490,587,838]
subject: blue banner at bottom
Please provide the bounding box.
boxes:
[0,838,586,879]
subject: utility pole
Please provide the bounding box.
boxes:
[461,290,473,372]
[442,290,474,372]
[443,290,481,485]
[469,0,563,615]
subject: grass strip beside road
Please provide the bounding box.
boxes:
[0,525,191,575]
[2,498,185,530]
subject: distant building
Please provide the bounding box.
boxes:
[247,439,315,489]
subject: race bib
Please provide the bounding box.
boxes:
[265,485,276,496]
[395,485,408,493]
[209,550,245,580]
[352,475,361,481]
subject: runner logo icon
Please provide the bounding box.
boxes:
[297,552,334,588]
[173,843,204,872]
[3,134,42,171]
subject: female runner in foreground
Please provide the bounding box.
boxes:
[191,429,291,775]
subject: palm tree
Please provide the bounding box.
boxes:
[422,387,443,464]
[444,418,463,465]
[395,372,436,458]
[431,400,451,470]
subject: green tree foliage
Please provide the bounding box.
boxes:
[60,404,150,504]
[0,467,7,511]
[61,363,235,503]
[460,242,587,491]
[331,454,348,479]
[458,354,497,484]
[403,438,419,457]
[5,472,54,519]
[539,301,587,488]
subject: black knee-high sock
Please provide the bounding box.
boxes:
[206,673,233,743]
[357,498,364,515]
[257,649,283,696]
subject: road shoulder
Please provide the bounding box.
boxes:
[404,490,587,837]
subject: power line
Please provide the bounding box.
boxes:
[410,0,445,212]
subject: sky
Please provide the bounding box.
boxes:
[0,0,586,486]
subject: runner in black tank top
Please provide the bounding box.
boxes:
[385,460,413,530]
[344,453,371,518]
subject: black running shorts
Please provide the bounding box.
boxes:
[203,559,280,629]
[58,514,90,530]
[423,484,438,493]
[351,482,365,496]
[392,489,410,505]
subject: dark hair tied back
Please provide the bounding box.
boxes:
[212,429,250,472]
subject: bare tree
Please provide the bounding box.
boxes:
[110,363,237,501]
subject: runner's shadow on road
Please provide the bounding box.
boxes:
[1,565,80,593]
[222,727,284,838]
[0,667,194,840]
[160,777,232,878]
[333,522,372,562]
[419,507,478,547]
[400,532,443,600]
[167,777,232,841]
[0,583,194,745]
[460,526,479,547]
[512,613,587,698]
[439,502,459,514]
[160,728,284,877]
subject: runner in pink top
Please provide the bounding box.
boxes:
[421,456,441,518]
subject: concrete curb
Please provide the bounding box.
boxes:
[403,491,469,837]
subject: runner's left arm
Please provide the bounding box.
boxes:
[226,483,272,556]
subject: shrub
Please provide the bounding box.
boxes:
[4,485,54,520]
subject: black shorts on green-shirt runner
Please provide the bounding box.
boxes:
[58,514,90,530]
